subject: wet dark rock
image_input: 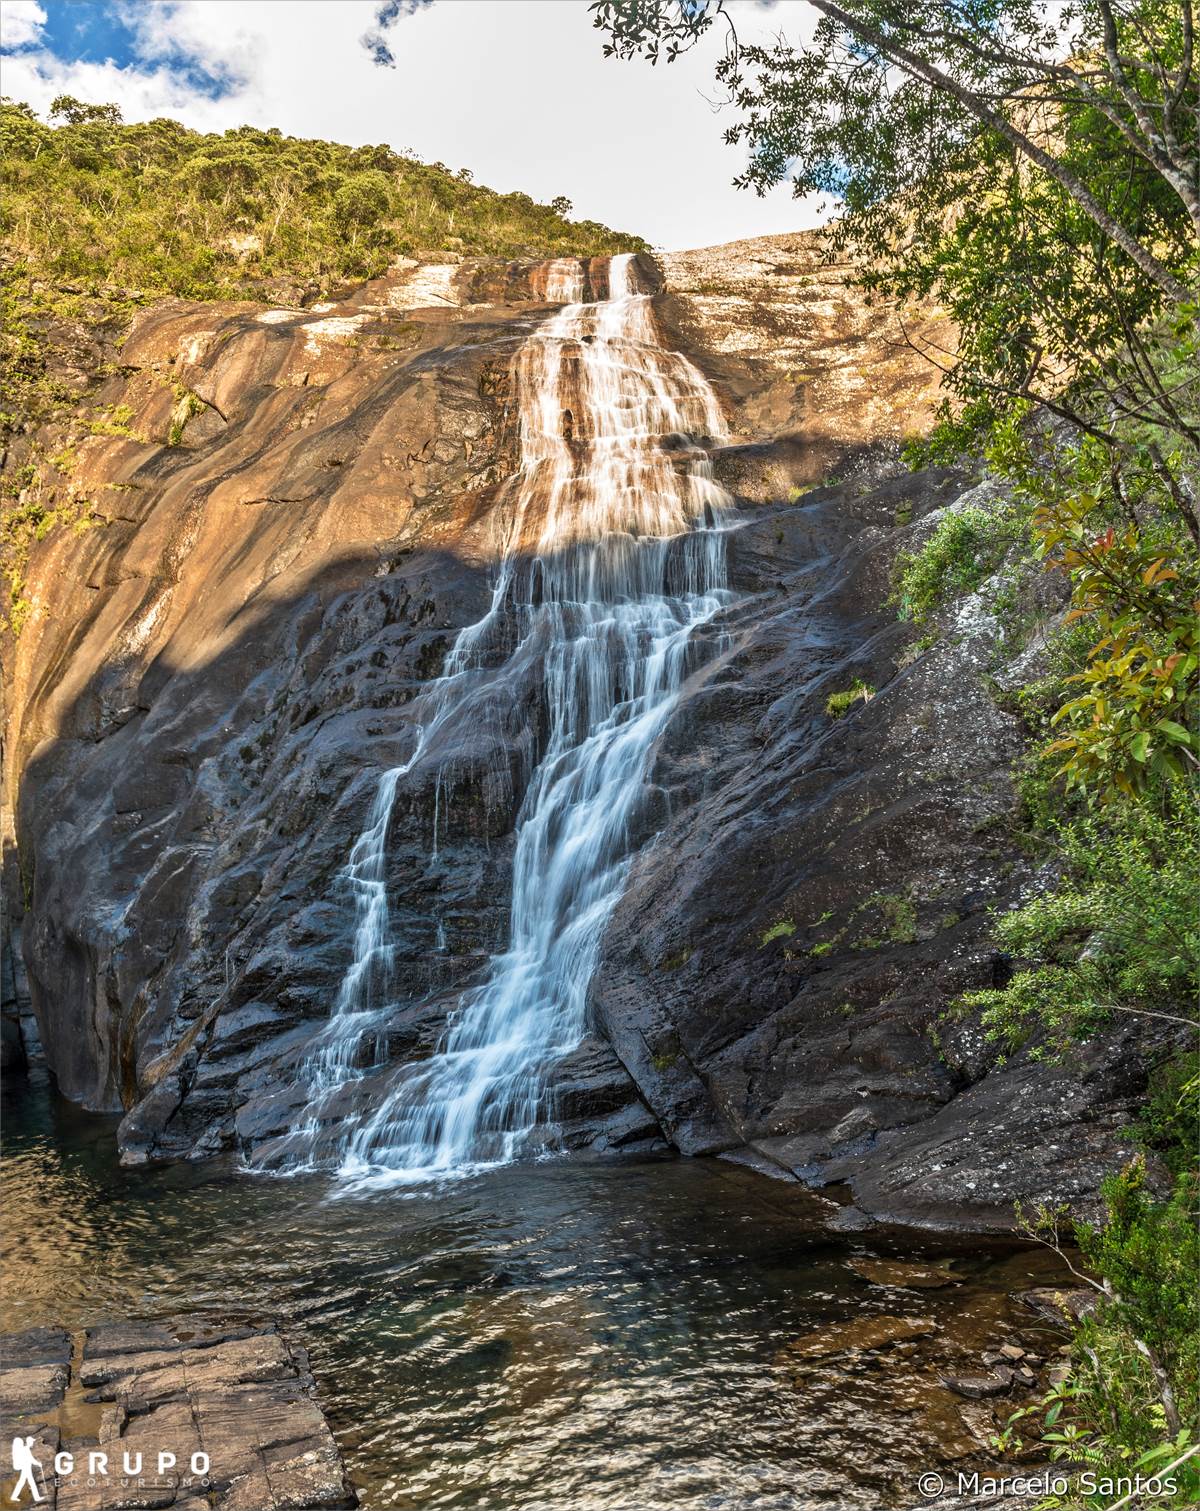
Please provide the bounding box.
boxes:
[0,1327,72,1371]
[591,464,1150,1231]
[940,1371,1013,1399]
[1015,1287,1099,1326]
[552,1035,666,1152]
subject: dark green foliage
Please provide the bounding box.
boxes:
[1074,1165,1199,1449]
[1129,1055,1200,1178]
[890,501,1023,622]
[1004,1167,1200,1500]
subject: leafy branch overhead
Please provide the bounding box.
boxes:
[592,1,1197,418]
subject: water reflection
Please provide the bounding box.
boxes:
[2,1072,1071,1509]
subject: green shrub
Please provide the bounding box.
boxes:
[860,891,917,946]
[959,793,1199,1055]
[999,1167,1200,1502]
[901,399,997,470]
[890,502,1021,623]
[0,100,645,306]
[825,678,875,717]
[1128,1055,1200,1178]
[1079,1163,1199,1406]
[1,481,106,634]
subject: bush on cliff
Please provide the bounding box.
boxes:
[0,97,648,629]
[959,794,1199,1057]
[890,501,1024,624]
[1005,1166,1200,1505]
[0,96,646,447]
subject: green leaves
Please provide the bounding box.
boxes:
[997,1172,1200,1497]
[958,793,1200,1056]
[890,501,1021,622]
[1031,468,1200,801]
[0,98,647,318]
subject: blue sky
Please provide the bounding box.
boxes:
[0,0,824,250]
[25,0,240,95]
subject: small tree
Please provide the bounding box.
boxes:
[332,170,394,232]
[49,95,123,127]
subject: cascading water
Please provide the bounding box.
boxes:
[287,253,735,1184]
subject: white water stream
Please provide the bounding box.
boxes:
[290,253,734,1183]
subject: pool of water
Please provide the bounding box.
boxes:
[1,1070,1072,1509]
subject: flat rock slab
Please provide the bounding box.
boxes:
[1,1327,72,1425]
[82,1320,259,1361]
[1,1327,73,1371]
[1,1362,72,1419]
[0,1319,356,1510]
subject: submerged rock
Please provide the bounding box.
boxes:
[782,1314,938,1359]
[848,1258,959,1290]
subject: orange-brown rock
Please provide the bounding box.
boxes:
[659,230,952,478]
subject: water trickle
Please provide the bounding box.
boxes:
[285,253,735,1184]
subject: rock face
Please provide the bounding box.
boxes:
[589,466,1151,1229]
[0,1318,355,1508]
[658,231,952,478]
[1,242,1150,1227]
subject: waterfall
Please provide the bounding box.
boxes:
[283,253,734,1184]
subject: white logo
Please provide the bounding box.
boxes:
[9,1437,45,1503]
[9,1435,211,1501]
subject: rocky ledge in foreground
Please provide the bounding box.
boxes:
[0,1318,356,1509]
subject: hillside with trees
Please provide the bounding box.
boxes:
[0,96,646,434]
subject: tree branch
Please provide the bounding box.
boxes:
[805,0,1194,303]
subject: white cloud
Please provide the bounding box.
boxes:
[1,0,826,251]
[111,0,253,85]
[0,0,47,50]
[1,49,236,126]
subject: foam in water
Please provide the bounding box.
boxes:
[281,254,735,1185]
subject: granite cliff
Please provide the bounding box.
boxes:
[1,233,1151,1229]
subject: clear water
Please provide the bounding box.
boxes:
[285,253,735,1182]
[3,1071,1073,1511]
